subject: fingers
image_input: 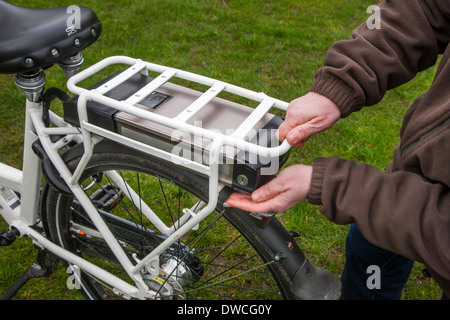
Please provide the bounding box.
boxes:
[277,122,311,147]
[226,193,273,212]
[276,92,341,147]
[226,177,283,212]
[226,165,313,213]
[286,125,311,147]
[251,177,280,202]
[276,103,313,147]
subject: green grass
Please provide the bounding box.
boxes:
[0,0,443,299]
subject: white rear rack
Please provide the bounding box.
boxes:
[70,58,289,202]
[67,56,291,158]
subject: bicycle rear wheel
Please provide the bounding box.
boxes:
[43,147,295,300]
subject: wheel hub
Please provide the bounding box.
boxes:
[143,257,195,300]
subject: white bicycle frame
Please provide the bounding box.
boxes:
[0,56,291,299]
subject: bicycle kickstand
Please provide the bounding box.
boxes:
[1,247,59,300]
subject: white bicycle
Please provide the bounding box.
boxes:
[0,1,341,300]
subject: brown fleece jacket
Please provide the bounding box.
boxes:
[307,0,450,296]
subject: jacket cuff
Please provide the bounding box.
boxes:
[307,157,332,205]
[310,74,363,118]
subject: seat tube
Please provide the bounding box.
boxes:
[20,99,43,225]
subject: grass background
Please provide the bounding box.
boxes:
[0,0,442,299]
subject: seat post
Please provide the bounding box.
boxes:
[15,69,46,102]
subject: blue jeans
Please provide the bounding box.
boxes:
[340,224,414,300]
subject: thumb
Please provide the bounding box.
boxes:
[286,124,312,146]
[276,119,293,142]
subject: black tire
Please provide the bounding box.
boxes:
[43,150,295,300]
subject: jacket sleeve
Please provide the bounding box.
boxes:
[310,0,450,117]
[307,156,450,294]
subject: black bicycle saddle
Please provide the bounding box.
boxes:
[0,1,101,74]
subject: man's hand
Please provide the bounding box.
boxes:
[277,92,341,147]
[226,165,313,213]
[226,92,338,213]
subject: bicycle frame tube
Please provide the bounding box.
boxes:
[0,100,42,226]
[20,101,43,225]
